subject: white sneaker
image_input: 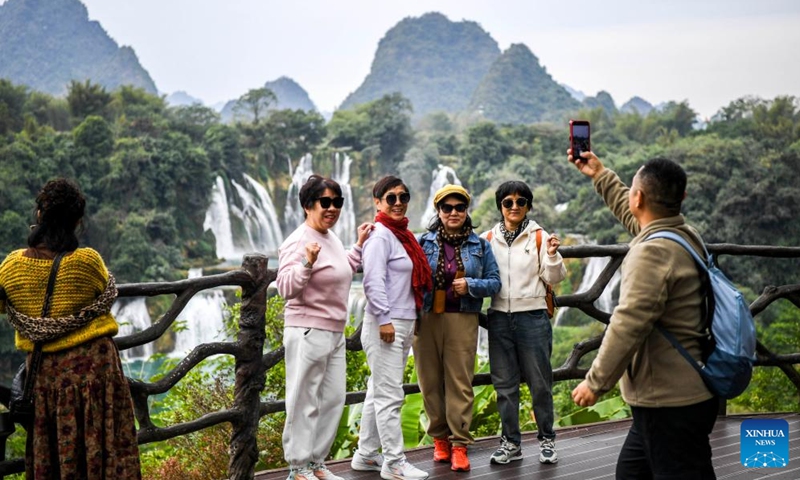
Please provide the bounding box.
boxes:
[286,466,319,480]
[380,458,429,480]
[351,450,384,472]
[539,438,558,464]
[310,462,344,480]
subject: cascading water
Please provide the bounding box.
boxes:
[285,153,314,233]
[420,165,462,229]
[332,152,356,247]
[113,297,154,360]
[229,174,283,254]
[203,176,237,261]
[554,253,621,326]
[172,268,231,356]
[203,174,283,261]
[347,280,366,328]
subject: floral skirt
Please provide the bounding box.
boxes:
[26,336,141,479]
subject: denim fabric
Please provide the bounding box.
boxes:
[418,231,500,313]
[488,309,554,444]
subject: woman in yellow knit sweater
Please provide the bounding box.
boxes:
[0,179,141,479]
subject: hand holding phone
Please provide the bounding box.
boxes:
[569,120,591,161]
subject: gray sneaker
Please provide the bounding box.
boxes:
[351,450,384,472]
[539,438,558,464]
[490,436,522,464]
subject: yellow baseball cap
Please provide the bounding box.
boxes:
[433,184,471,207]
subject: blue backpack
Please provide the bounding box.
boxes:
[647,231,757,399]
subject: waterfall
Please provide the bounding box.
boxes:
[172,268,231,356]
[285,153,314,233]
[229,174,283,254]
[203,174,283,261]
[113,297,154,360]
[203,176,237,261]
[347,280,366,327]
[332,152,356,247]
[554,255,622,326]
[420,165,462,229]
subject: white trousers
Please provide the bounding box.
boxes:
[357,314,416,465]
[282,327,346,468]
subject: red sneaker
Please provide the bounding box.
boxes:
[433,437,451,462]
[451,446,470,472]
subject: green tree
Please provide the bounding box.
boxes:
[67,80,112,121]
[458,121,512,194]
[233,87,276,124]
[0,79,28,137]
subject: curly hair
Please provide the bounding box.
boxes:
[27,178,86,252]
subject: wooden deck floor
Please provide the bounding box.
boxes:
[255,413,799,480]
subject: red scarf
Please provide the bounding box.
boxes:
[375,211,433,310]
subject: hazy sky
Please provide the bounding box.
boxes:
[71,0,800,119]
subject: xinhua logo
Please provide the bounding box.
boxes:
[740,419,789,468]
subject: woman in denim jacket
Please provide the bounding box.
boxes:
[414,184,501,472]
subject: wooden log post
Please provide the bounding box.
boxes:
[228,254,274,479]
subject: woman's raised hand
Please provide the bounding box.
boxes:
[356,222,374,248]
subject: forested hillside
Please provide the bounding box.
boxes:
[468,43,580,124]
[339,12,500,116]
[0,0,157,95]
[2,74,797,292]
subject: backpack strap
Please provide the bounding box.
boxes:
[645,231,710,377]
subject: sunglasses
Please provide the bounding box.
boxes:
[501,198,529,209]
[440,203,467,214]
[384,192,411,205]
[316,196,345,209]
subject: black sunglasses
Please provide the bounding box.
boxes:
[316,196,345,209]
[440,203,467,214]
[501,198,529,209]
[384,192,411,205]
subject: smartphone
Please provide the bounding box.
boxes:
[569,120,590,161]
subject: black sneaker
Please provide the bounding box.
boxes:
[490,436,522,464]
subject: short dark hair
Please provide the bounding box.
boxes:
[299,175,342,217]
[494,180,533,211]
[637,157,686,216]
[28,178,86,252]
[372,175,407,199]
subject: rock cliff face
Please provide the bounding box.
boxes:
[339,12,500,116]
[0,0,157,95]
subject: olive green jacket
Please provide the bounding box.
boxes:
[585,169,714,407]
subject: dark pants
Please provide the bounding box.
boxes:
[616,396,718,480]
[488,309,554,444]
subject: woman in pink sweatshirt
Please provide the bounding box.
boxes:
[277,175,372,480]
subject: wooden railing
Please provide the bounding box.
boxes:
[1,245,799,479]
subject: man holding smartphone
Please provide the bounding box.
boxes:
[568,149,717,479]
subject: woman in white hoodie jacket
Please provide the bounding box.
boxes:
[483,180,566,467]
